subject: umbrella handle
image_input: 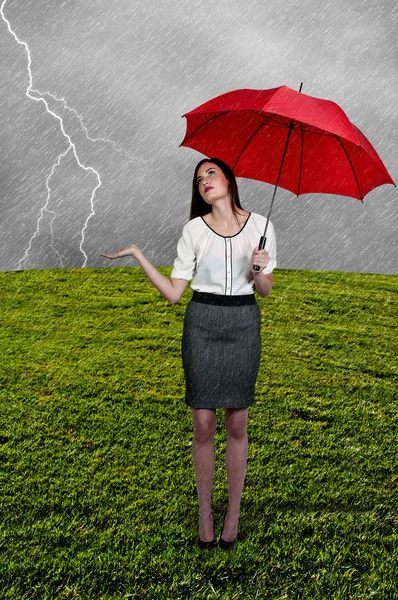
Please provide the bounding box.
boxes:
[253,236,267,271]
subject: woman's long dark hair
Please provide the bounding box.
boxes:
[189,157,245,223]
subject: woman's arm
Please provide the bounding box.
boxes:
[251,246,273,297]
[100,245,178,304]
[253,272,273,297]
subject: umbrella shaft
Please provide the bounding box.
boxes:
[258,120,294,254]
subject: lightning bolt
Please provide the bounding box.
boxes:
[1,1,143,270]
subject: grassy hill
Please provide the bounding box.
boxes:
[0,266,397,599]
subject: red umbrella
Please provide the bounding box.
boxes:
[180,84,395,270]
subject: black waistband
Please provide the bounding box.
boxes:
[190,291,256,306]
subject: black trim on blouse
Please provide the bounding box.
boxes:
[200,212,252,238]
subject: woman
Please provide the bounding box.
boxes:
[101,157,276,551]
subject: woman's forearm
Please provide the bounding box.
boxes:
[253,272,272,297]
[133,249,176,303]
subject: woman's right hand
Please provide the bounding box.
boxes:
[100,244,140,259]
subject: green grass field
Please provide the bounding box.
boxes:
[0,266,397,600]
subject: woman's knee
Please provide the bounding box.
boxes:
[192,408,216,442]
[224,408,248,438]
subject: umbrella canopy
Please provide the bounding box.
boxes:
[180,85,395,201]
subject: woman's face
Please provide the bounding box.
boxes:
[196,162,229,204]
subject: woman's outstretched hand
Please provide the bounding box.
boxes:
[100,244,140,259]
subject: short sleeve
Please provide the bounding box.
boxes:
[262,220,277,274]
[170,224,196,281]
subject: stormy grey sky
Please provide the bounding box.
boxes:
[0,0,397,274]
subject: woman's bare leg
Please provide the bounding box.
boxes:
[191,408,217,541]
[222,407,249,541]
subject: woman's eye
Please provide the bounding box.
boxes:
[197,170,215,184]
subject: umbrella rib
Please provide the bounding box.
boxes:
[251,122,291,129]
[249,111,291,128]
[179,111,231,146]
[232,113,281,171]
[249,122,294,132]
[300,127,346,138]
[334,135,364,201]
[181,109,294,151]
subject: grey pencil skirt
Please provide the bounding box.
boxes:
[182,291,262,409]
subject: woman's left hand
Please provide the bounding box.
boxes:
[251,246,270,273]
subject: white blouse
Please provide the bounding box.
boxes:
[170,212,277,295]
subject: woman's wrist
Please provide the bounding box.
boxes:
[130,246,142,260]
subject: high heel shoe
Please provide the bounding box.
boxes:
[219,511,238,550]
[196,509,215,550]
